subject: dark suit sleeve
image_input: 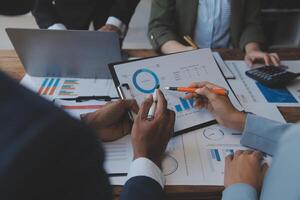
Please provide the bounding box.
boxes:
[0,72,112,200]
[32,0,61,28]
[1,0,33,15]
[120,176,164,200]
[109,0,140,25]
[148,0,180,50]
[239,0,265,50]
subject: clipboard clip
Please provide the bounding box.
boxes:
[117,83,137,121]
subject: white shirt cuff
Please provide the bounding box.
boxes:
[106,16,126,34]
[48,23,67,30]
[126,157,165,188]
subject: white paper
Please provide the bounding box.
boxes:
[54,99,107,119]
[243,103,286,123]
[226,60,300,107]
[21,74,118,101]
[103,135,133,175]
[109,124,271,186]
[112,49,242,133]
[213,52,235,79]
[163,126,245,185]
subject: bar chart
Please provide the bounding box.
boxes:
[175,98,194,113]
[210,149,234,162]
[37,78,61,96]
[58,79,79,96]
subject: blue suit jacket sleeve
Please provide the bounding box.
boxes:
[223,114,300,200]
[120,176,164,200]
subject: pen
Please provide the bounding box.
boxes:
[164,87,229,96]
[147,85,160,119]
[183,35,199,49]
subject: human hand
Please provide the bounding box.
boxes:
[245,43,280,67]
[184,82,246,132]
[99,24,121,35]
[81,100,139,142]
[161,40,196,54]
[131,89,175,167]
[224,150,268,191]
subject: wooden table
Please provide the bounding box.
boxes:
[1,48,300,200]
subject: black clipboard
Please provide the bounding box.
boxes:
[108,50,242,137]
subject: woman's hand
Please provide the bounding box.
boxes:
[184,82,246,132]
[161,40,195,54]
[245,43,280,67]
[224,150,268,191]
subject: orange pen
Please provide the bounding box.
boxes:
[164,87,229,96]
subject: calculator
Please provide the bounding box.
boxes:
[245,66,300,88]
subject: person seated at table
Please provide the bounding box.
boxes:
[148,0,280,67]
[184,81,300,200]
[2,2,174,200]
[32,0,140,37]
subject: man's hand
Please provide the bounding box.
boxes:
[131,90,175,167]
[81,100,139,142]
[224,150,268,191]
[99,24,121,35]
[245,42,280,67]
[184,82,246,132]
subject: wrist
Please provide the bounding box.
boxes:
[222,111,246,132]
[245,42,261,54]
[134,153,162,168]
[161,40,186,54]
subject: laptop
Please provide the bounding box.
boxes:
[6,28,122,79]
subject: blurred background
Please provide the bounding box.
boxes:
[0,0,300,50]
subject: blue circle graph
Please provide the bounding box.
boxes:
[132,68,159,94]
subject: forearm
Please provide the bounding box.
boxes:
[241,114,292,156]
[120,158,164,200]
[148,0,180,50]
[222,183,258,200]
[32,0,61,29]
[239,0,265,50]
[109,0,139,26]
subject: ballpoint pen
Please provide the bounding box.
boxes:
[164,86,229,96]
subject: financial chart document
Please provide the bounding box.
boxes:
[113,49,242,133]
[226,60,300,107]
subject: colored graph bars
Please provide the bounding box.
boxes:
[58,80,79,96]
[210,149,234,162]
[37,78,60,96]
[175,97,194,112]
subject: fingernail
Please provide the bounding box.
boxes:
[146,95,152,99]
[195,88,201,93]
